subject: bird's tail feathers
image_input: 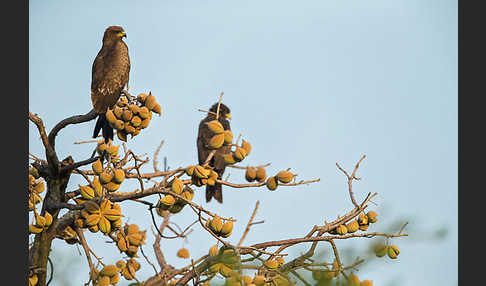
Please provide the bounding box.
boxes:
[206,183,223,204]
[93,114,114,143]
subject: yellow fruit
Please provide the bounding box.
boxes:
[245,167,257,182]
[359,224,369,231]
[99,171,113,184]
[104,182,121,192]
[44,212,53,227]
[208,133,225,149]
[177,248,190,259]
[276,257,285,266]
[128,104,140,114]
[137,93,148,103]
[264,259,279,270]
[126,224,140,234]
[97,141,107,154]
[223,154,236,165]
[110,273,120,285]
[366,211,378,223]
[105,108,117,125]
[103,209,123,221]
[124,123,136,134]
[138,106,150,119]
[113,119,125,131]
[113,169,125,184]
[220,221,234,237]
[160,195,176,207]
[116,260,126,269]
[91,177,103,197]
[171,177,184,194]
[92,159,103,175]
[241,140,252,156]
[266,176,278,191]
[336,224,348,235]
[118,96,129,106]
[210,216,223,233]
[358,213,368,225]
[255,166,267,182]
[117,130,127,142]
[223,130,233,145]
[209,244,219,256]
[84,200,101,213]
[100,265,119,277]
[387,245,400,259]
[346,220,359,233]
[97,275,111,286]
[122,109,133,122]
[182,190,194,201]
[195,165,211,179]
[98,216,112,234]
[374,244,388,257]
[185,165,195,176]
[127,233,144,246]
[145,93,157,110]
[86,214,101,226]
[79,184,95,199]
[131,115,142,128]
[276,170,296,184]
[233,147,247,162]
[206,120,224,134]
[360,280,373,286]
[117,237,129,252]
[253,275,265,286]
[152,103,162,115]
[140,117,151,129]
[29,224,43,234]
[113,106,124,119]
[107,145,119,157]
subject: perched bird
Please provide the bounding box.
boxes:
[91,26,131,143]
[197,103,232,203]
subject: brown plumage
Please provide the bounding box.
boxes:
[91,26,131,143]
[197,103,232,203]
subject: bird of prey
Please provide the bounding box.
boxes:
[91,26,130,143]
[197,103,232,203]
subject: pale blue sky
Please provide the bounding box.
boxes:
[29,1,457,285]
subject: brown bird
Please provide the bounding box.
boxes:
[91,26,131,143]
[197,103,232,203]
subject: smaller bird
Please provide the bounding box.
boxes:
[197,103,232,203]
[91,26,131,143]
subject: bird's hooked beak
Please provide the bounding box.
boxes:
[117,31,127,38]
[225,113,232,120]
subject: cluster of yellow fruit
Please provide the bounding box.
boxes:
[176,247,190,259]
[115,223,146,258]
[208,247,241,278]
[374,244,400,259]
[223,140,252,165]
[91,264,121,286]
[77,199,123,235]
[28,273,38,286]
[105,92,161,142]
[244,166,267,183]
[28,168,44,211]
[204,119,234,149]
[29,212,53,234]
[330,211,378,235]
[156,178,195,214]
[117,258,141,280]
[96,140,120,161]
[345,273,373,286]
[205,215,234,238]
[263,257,285,270]
[265,170,297,191]
[186,164,218,187]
